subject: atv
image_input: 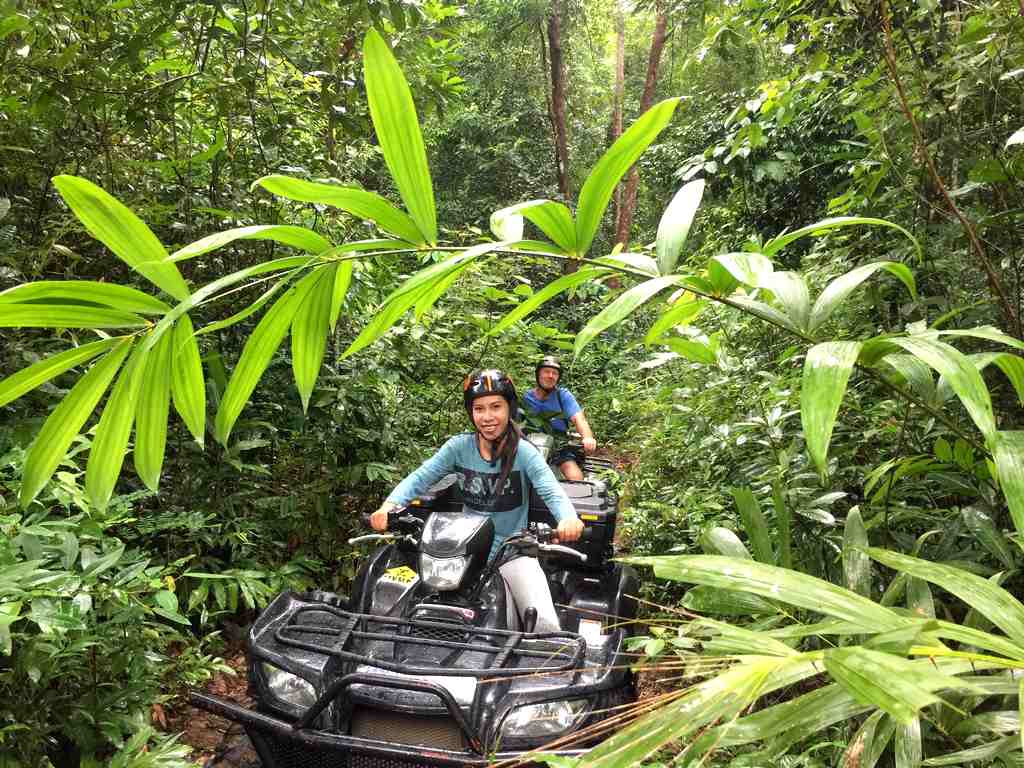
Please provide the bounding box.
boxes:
[191,470,638,768]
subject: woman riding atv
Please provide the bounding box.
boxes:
[370,368,584,633]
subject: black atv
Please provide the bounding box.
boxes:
[191,474,638,767]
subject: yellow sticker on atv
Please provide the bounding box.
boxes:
[383,566,418,584]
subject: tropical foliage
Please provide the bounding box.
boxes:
[2,0,1024,764]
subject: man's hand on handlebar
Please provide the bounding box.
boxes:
[582,436,597,454]
[556,516,585,542]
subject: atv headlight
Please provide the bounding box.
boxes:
[500,699,587,740]
[262,663,316,710]
[420,552,470,590]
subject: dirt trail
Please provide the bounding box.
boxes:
[168,653,257,767]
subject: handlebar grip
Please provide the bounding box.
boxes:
[580,526,594,542]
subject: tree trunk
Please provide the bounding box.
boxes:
[546,1,571,201]
[615,4,668,249]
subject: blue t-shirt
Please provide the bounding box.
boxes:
[386,433,578,560]
[523,387,581,434]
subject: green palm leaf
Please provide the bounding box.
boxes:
[993,431,1024,540]
[627,554,906,631]
[170,224,332,262]
[868,548,1024,647]
[890,336,996,442]
[170,315,206,446]
[656,179,705,275]
[291,266,334,412]
[363,28,436,243]
[489,268,606,337]
[134,329,173,491]
[575,97,681,255]
[809,262,917,333]
[0,338,121,408]
[574,275,685,356]
[760,271,811,332]
[802,341,862,479]
[733,487,774,564]
[0,281,170,314]
[19,339,133,508]
[254,175,425,245]
[762,216,922,263]
[0,306,148,329]
[214,270,322,445]
[52,175,190,301]
[644,293,705,345]
[85,342,149,511]
[330,261,354,332]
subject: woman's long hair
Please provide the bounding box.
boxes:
[492,420,524,499]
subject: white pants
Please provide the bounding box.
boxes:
[499,557,560,633]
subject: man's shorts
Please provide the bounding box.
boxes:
[550,444,584,467]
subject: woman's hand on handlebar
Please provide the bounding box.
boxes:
[556,516,585,542]
[370,502,397,532]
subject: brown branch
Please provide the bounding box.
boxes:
[880,3,1020,337]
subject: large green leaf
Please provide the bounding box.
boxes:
[515,200,577,254]
[363,28,436,243]
[489,268,606,337]
[801,341,862,479]
[574,275,684,356]
[993,431,1024,539]
[0,306,148,329]
[681,585,778,615]
[808,262,917,333]
[889,336,996,441]
[922,735,1018,766]
[880,354,936,402]
[330,260,354,333]
[895,718,922,768]
[291,266,334,412]
[575,97,681,255]
[760,271,811,332]
[711,252,775,286]
[20,340,133,507]
[644,293,706,345]
[936,325,1024,352]
[0,281,170,314]
[663,336,717,364]
[170,315,206,446]
[732,488,773,564]
[628,555,906,631]
[340,281,434,360]
[700,527,752,559]
[961,352,1024,406]
[762,216,922,263]
[52,176,190,301]
[254,175,424,245]
[0,338,121,408]
[85,342,149,511]
[824,648,975,724]
[843,507,871,597]
[656,179,705,275]
[868,548,1024,647]
[727,295,803,335]
[340,242,507,359]
[214,271,322,445]
[134,329,173,491]
[169,224,333,262]
[382,242,506,305]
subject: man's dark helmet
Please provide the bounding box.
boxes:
[535,355,562,385]
[463,369,518,414]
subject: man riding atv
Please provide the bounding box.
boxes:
[523,356,597,482]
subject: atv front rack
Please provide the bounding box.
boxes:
[275,602,587,679]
